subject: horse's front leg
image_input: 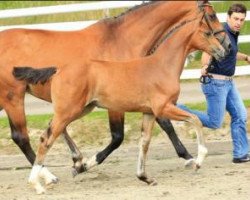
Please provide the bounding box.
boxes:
[74,110,125,175]
[137,113,157,186]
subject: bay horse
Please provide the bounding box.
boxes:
[13,2,229,194]
[0,0,230,180]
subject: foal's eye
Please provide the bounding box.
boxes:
[205,32,212,37]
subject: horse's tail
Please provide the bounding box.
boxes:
[12,67,57,85]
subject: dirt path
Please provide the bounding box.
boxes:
[0,137,250,200]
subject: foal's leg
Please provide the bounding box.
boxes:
[156,118,194,166]
[137,113,157,185]
[46,117,84,167]
[62,128,83,165]
[73,110,125,175]
[157,105,207,169]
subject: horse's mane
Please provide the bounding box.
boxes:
[101,1,159,24]
[115,1,157,18]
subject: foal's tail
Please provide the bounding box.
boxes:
[12,67,57,85]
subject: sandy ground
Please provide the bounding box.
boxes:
[0,136,250,200]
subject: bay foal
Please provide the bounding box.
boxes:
[14,3,228,193]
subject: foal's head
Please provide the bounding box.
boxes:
[189,1,231,61]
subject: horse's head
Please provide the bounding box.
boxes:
[191,1,231,61]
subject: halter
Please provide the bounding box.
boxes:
[148,1,226,55]
[199,3,226,45]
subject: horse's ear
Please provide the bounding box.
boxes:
[197,0,208,8]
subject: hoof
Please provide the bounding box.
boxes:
[72,168,79,178]
[28,182,46,195]
[72,163,88,177]
[184,158,196,169]
[194,164,201,171]
[149,178,158,186]
[46,177,59,185]
[137,175,157,186]
[36,187,46,195]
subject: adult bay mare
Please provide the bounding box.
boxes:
[0,0,231,176]
[13,1,230,194]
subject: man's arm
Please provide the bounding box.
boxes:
[201,52,212,75]
[237,52,250,63]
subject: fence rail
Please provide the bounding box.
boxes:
[0,1,249,79]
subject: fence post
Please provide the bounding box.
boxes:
[103,8,110,18]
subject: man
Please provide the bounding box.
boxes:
[178,3,250,163]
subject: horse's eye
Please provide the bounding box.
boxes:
[209,14,217,21]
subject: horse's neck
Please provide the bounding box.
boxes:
[100,1,198,57]
[152,23,197,77]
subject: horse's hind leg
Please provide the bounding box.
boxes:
[74,111,125,174]
[137,113,157,186]
[96,111,124,164]
[8,116,35,164]
[5,102,58,185]
[4,102,36,165]
[156,118,194,162]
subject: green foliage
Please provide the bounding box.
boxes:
[211,1,250,12]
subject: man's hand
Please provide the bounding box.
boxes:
[201,65,209,76]
[246,55,250,64]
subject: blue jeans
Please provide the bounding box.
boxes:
[178,78,249,158]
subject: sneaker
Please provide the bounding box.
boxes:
[232,155,250,163]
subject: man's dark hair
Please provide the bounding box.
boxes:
[227,3,247,16]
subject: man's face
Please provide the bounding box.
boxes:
[227,12,246,32]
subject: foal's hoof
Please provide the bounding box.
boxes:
[137,175,157,186]
[72,168,79,178]
[46,177,59,185]
[149,178,158,186]
[72,164,87,178]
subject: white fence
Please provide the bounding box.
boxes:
[0,1,249,79]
